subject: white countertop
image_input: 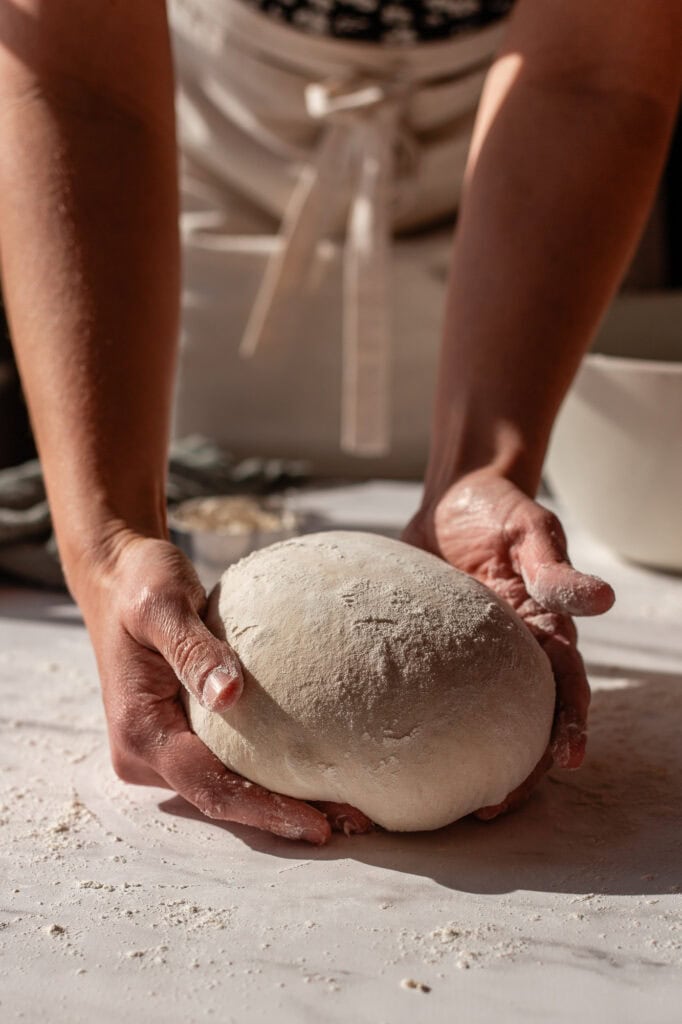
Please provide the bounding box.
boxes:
[1,483,681,1023]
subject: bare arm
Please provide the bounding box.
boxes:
[0,0,178,567]
[424,0,682,502]
[0,0,333,843]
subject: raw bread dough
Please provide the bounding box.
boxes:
[185,531,555,831]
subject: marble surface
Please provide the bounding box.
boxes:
[1,483,681,1023]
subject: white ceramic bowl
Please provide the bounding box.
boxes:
[544,292,682,571]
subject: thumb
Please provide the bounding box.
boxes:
[525,561,615,617]
[150,610,244,713]
[513,507,615,616]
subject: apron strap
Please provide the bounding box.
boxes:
[238,119,352,358]
[240,75,410,457]
[342,108,395,456]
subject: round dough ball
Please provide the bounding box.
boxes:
[185,531,555,831]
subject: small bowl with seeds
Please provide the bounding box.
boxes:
[169,494,300,590]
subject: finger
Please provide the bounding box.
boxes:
[474,747,553,821]
[523,609,590,769]
[147,709,331,844]
[522,607,578,646]
[540,634,591,770]
[137,603,244,713]
[527,562,615,618]
[513,508,615,616]
[108,653,329,842]
[311,801,374,835]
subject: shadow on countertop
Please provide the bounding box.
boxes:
[160,661,682,899]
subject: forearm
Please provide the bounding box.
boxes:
[0,5,179,593]
[424,0,682,506]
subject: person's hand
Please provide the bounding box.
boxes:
[71,531,373,844]
[403,469,615,817]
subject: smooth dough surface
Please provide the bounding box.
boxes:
[186,531,555,831]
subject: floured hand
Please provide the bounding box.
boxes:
[403,469,615,815]
[74,532,336,844]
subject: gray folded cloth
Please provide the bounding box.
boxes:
[0,436,309,589]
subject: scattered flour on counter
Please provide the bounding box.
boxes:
[398,921,527,971]
[2,570,682,1019]
[49,794,94,838]
[156,899,234,933]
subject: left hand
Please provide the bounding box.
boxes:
[403,468,615,819]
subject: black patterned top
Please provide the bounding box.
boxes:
[242,0,514,44]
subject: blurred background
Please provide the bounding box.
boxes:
[2,117,679,476]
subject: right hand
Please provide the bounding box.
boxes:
[403,470,616,821]
[70,530,337,844]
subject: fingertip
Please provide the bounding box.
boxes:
[202,666,244,712]
[299,808,332,845]
[552,745,583,770]
[586,578,616,616]
[551,724,587,770]
[569,571,615,616]
[265,799,332,845]
[302,808,332,845]
[311,801,374,835]
[473,803,504,822]
[530,564,615,617]
[299,826,331,845]
[342,813,374,836]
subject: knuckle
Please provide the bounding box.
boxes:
[192,789,220,819]
[110,748,139,784]
[126,585,198,644]
[126,585,168,635]
[531,507,563,541]
[189,781,224,819]
[168,638,222,696]
[116,727,147,764]
[190,772,248,821]
[170,635,229,694]
[169,631,205,681]
[109,706,156,763]
[523,608,563,635]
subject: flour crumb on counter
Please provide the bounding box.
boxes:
[400,978,431,992]
[395,920,529,971]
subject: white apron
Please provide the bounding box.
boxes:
[168,0,504,475]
